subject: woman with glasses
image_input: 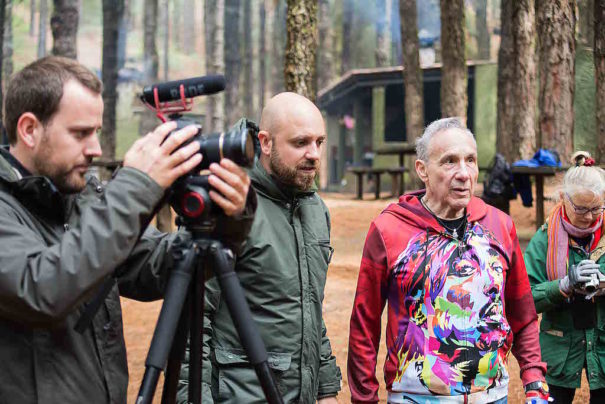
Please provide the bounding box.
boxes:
[525,151,605,403]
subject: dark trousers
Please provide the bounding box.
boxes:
[549,384,605,404]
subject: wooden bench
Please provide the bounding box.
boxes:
[347,166,409,200]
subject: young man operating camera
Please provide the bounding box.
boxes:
[0,56,254,403]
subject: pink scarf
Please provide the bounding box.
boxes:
[545,203,604,281]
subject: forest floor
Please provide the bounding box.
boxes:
[122,181,591,403]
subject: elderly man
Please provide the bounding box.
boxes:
[178,92,342,403]
[348,118,548,403]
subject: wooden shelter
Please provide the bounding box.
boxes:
[317,62,498,190]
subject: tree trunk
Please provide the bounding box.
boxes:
[224,0,241,127]
[536,0,575,159]
[143,0,159,85]
[341,0,352,74]
[317,0,334,90]
[3,0,12,79]
[259,0,266,108]
[271,0,285,94]
[391,0,402,65]
[376,0,390,67]
[285,0,318,101]
[117,0,128,69]
[578,0,595,47]
[161,0,169,80]
[183,0,195,53]
[172,0,182,50]
[596,0,605,162]
[37,0,47,58]
[29,0,36,37]
[141,0,171,231]
[400,0,424,186]
[139,0,159,137]
[476,0,490,60]
[204,0,225,132]
[440,0,467,120]
[101,0,124,164]
[400,0,424,142]
[243,0,253,117]
[496,0,536,162]
[51,0,79,59]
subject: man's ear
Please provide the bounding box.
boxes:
[257,130,272,156]
[415,159,429,183]
[16,112,42,148]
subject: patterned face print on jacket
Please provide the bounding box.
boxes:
[391,224,512,396]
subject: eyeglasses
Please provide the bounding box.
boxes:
[565,193,605,216]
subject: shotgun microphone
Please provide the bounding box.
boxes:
[140,75,226,104]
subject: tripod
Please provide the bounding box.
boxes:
[136,218,284,404]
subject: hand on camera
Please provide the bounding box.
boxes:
[583,268,605,299]
[207,159,251,217]
[123,121,202,189]
[560,259,602,295]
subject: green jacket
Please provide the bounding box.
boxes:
[525,224,605,390]
[0,149,253,403]
[178,162,342,403]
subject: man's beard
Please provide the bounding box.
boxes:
[269,144,319,191]
[33,135,90,194]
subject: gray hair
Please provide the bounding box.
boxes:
[560,151,605,198]
[415,117,476,161]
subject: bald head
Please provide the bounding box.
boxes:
[257,92,326,190]
[259,92,324,136]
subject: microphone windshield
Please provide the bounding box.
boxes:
[141,75,226,104]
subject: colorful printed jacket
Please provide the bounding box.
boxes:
[348,192,546,403]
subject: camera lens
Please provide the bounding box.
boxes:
[196,126,256,170]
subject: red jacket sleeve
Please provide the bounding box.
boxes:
[348,222,389,403]
[504,224,547,385]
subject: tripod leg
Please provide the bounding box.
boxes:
[187,255,206,404]
[136,238,197,404]
[209,242,284,404]
[161,292,191,404]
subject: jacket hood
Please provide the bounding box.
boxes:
[0,147,72,222]
[383,189,489,232]
[249,160,316,202]
[0,147,20,183]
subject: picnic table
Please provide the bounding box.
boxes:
[374,143,416,193]
[511,164,605,229]
[511,165,562,229]
[346,166,408,200]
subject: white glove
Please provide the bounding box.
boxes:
[560,259,601,295]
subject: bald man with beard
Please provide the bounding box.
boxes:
[178,93,342,403]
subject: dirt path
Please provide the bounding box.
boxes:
[123,191,589,403]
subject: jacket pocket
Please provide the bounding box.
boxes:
[214,348,291,401]
[315,239,334,265]
[540,329,572,378]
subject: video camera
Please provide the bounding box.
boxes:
[140,75,258,226]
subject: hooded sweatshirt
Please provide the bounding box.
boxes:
[348,191,546,403]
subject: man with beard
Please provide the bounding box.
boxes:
[177,92,342,403]
[0,56,253,403]
[348,118,549,403]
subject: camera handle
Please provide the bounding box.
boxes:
[136,229,284,404]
